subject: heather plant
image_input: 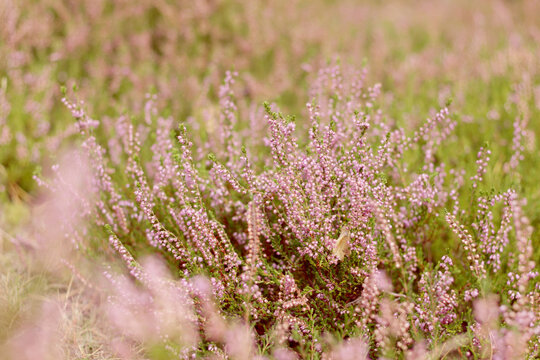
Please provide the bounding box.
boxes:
[1,0,540,359]
[23,63,535,358]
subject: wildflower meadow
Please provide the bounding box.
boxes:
[0,0,538,359]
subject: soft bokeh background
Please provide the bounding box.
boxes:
[1,0,539,202]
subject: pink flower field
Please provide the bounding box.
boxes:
[0,0,538,359]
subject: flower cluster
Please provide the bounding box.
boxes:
[41,63,539,358]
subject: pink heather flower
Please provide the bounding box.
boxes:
[504,114,528,173]
[327,337,369,360]
[470,146,491,189]
[49,61,539,358]
[464,288,480,302]
[445,212,486,278]
[415,256,458,332]
[104,256,199,348]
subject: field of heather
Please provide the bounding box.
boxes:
[0,0,539,359]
